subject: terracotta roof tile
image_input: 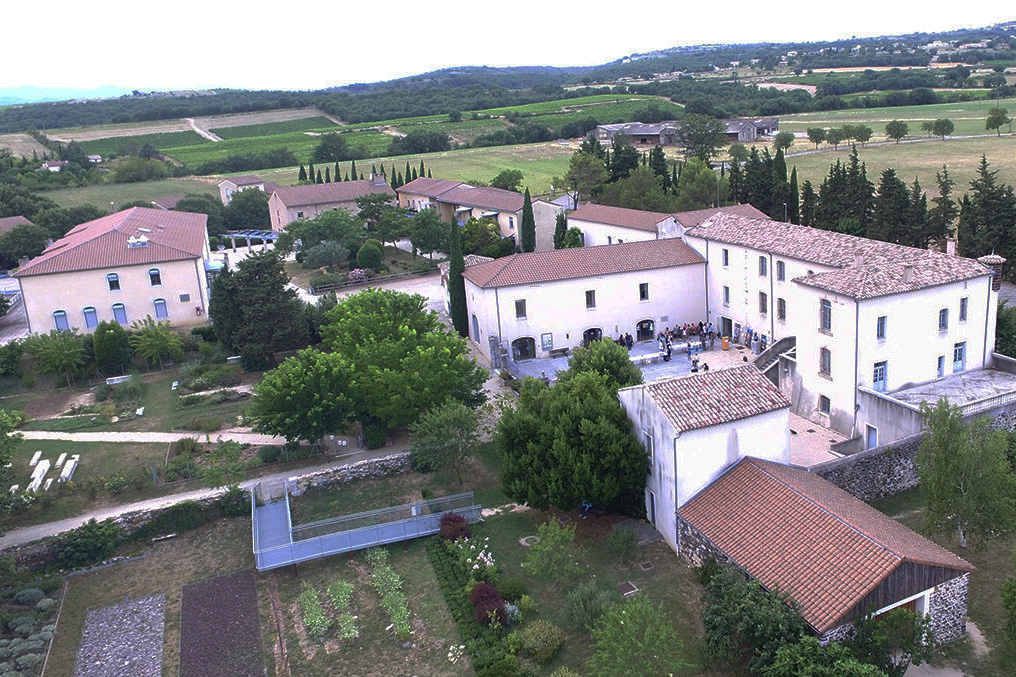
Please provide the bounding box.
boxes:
[462,238,704,289]
[14,208,207,277]
[672,203,770,227]
[220,175,264,187]
[689,214,990,299]
[271,180,395,208]
[0,215,33,236]
[399,177,463,198]
[623,364,790,433]
[438,185,524,213]
[438,254,494,281]
[151,195,184,210]
[569,204,673,232]
[679,458,973,632]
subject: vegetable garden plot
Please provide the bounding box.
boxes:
[180,570,264,677]
[73,594,166,677]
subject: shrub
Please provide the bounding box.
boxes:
[103,472,130,494]
[363,421,386,449]
[520,619,564,663]
[187,416,222,432]
[218,486,249,517]
[190,325,217,343]
[440,513,472,541]
[410,450,437,472]
[34,599,55,613]
[476,654,520,677]
[565,578,616,631]
[128,501,213,542]
[605,527,640,565]
[12,589,43,606]
[93,384,112,402]
[549,669,582,677]
[56,518,120,569]
[523,519,583,582]
[497,576,527,603]
[356,242,383,270]
[470,582,507,626]
[258,445,282,464]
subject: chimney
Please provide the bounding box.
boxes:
[902,264,914,282]
[946,237,957,256]
[978,254,1007,292]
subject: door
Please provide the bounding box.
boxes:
[721,316,732,338]
[647,489,657,527]
[511,337,536,361]
[866,425,878,450]
[582,327,602,346]
[471,314,479,341]
[636,319,655,342]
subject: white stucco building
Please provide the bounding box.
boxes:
[461,239,707,362]
[570,203,769,248]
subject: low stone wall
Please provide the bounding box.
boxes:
[288,453,410,494]
[810,433,924,502]
[929,574,970,644]
[676,516,732,568]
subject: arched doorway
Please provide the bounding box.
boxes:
[471,314,479,341]
[511,337,536,361]
[582,327,602,346]
[636,319,655,342]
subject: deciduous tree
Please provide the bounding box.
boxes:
[764,637,885,677]
[932,118,955,140]
[564,151,608,203]
[222,187,270,230]
[673,114,728,162]
[490,169,523,192]
[848,607,933,677]
[557,339,643,391]
[588,595,689,677]
[986,107,1011,136]
[806,127,827,149]
[409,399,480,484]
[408,208,447,258]
[773,130,795,152]
[129,317,183,369]
[27,330,87,387]
[885,119,909,143]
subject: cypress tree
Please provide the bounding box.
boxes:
[308,162,316,184]
[405,162,412,183]
[419,160,426,178]
[800,180,817,227]
[371,163,377,175]
[553,212,568,249]
[298,164,307,182]
[396,171,404,188]
[520,187,536,252]
[350,160,357,180]
[325,167,332,183]
[428,168,432,178]
[412,166,418,181]
[770,148,791,221]
[344,173,350,181]
[907,177,929,249]
[360,172,365,180]
[448,221,468,337]
[788,167,800,225]
[334,162,340,180]
[316,169,323,184]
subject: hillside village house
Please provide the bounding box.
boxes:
[217,175,280,205]
[569,203,768,247]
[13,208,212,333]
[461,238,706,362]
[151,195,184,211]
[269,177,395,231]
[0,215,33,237]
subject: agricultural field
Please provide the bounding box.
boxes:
[45,119,192,142]
[211,116,339,139]
[0,132,51,158]
[77,130,207,157]
[181,570,263,677]
[192,107,340,130]
[161,129,390,167]
[38,177,218,209]
[475,93,666,116]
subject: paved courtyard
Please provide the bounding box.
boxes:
[788,413,844,467]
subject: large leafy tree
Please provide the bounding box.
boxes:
[174,193,224,237]
[490,169,523,192]
[409,399,480,484]
[222,188,270,230]
[278,207,365,254]
[848,607,932,677]
[588,595,690,677]
[601,166,677,212]
[557,339,643,392]
[563,151,607,204]
[673,113,728,163]
[884,120,909,143]
[129,317,184,369]
[675,157,728,211]
[92,321,132,375]
[0,223,48,269]
[250,348,354,446]
[917,399,1016,548]
[27,329,87,387]
[932,118,955,140]
[408,208,447,258]
[497,372,647,515]
[519,187,536,252]
[322,288,486,435]
[986,107,1011,136]
[764,637,885,677]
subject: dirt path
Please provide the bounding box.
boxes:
[184,118,222,142]
[19,430,284,445]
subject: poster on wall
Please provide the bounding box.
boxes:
[541,333,554,350]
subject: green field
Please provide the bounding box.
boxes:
[78,130,208,157]
[475,93,664,116]
[210,116,339,139]
[779,97,1016,137]
[40,177,218,209]
[163,129,390,166]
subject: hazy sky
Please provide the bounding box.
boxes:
[4,2,1013,91]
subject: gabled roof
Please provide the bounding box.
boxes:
[271,180,395,208]
[621,364,790,433]
[220,175,264,187]
[569,204,673,232]
[679,457,973,632]
[672,204,770,228]
[438,185,524,213]
[438,254,493,283]
[462,238,703,289]
[14,208,207,277]
[0,215,33,236]
[688,214,990,299]
[151,195,184,210]
[398,177,463,198]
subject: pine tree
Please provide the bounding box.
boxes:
[907,177,929,249]
[553,212,568,249]
[298,163,307,182]
[520,188,536,252]
[800,180,817,227]
[927,165,958,244]
[448,221,468,337]
[957,156,1016,266]
[324,167,332,183]
[814,160,847,230]
[316,169,323,184]
[844,147,875,233]
[788,167,800,224]
[870,168,910,244]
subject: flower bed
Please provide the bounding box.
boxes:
[180,570,264,677]
[73,595,165,677]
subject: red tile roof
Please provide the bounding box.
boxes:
[14,208,207,277]
[151,195,184,210]
[398,177,463,198]
[679,457,973,632]
[438,185,524,213]
[0,215,33,236]
[462,238,704,289]
[569,204,673,232]
[672,203,770,227]
[689,214,990,299]
[271,180,395,208]
[625,364,790,433]
[220,175,264,187]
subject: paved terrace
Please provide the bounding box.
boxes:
[789,413,844,467]
[889,368,1016,409]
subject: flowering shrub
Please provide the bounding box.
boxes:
[440,512,472,541]
[469,582,507,626]
[448,535,498,584]
[447,643,466,664]
[348,268,370,283]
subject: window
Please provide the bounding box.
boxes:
[53,310,69,331]
[819,347,832,376]
[607,236,612,244]
[776,297,786,321]
[153,298,168,319]
[585,290,596,309]
[643,431,654,474]
[819,299,832,331]
[938,308,949,332]
[873,361,887,392]
[148,268,162,286]
[296,211,304,219]
[953,342,966,372]
[937,355,945,378]
[111,303,127,326]
[759,256,767,277]
[819,395,831,414]
[722,286,730,306]
[758,291,768,314]
[776,260,785,282]
[106,273,120,291]
[515,299,527,319]
[639,283,649,301]
[179,293,190,303]
[876,315,887,340]
[722,248,729,266]
[508,217,514,230]
[82,307,98,330]
[960,297,968,322]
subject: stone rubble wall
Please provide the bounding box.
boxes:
[675,516,732,568]
[928,574,970,645]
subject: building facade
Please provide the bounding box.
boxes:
[269,178,395,231]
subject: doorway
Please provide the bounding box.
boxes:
[511,337,536,361]
[471,314,479,342]
[866,425,878,450]
[721,316,733,338]
[582,327,602,346]
[647,489,657,527]
[636,319,655,342]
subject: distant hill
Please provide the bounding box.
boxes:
[0,85,132,106]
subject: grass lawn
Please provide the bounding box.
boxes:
[38,177,219,209]
[285,244,437,291]
[44,518,255,677]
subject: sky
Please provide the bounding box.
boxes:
[3,2,1014,92]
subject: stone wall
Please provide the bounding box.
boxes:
[928,574,970,645]
[676,516,732,567]
[288,453,409,494]
[811,433,924,502]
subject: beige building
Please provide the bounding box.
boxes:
[269,178,395,231]
[14,208,212,333]
[217,175,281,205]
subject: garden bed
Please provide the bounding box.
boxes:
[180,570,264,677]
[73,595,166,677]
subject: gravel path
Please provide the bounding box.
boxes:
[19,430,286,445]
[73,594,166,677]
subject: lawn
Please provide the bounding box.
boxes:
[474,94,665,116]
[38,177,219,209]
[211,116,339,139]
[77,130,209,157]
[285,244,438,291]
[45,518,255,677]
[779,97,1016,137]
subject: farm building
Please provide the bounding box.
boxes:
[269,177,395,231]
